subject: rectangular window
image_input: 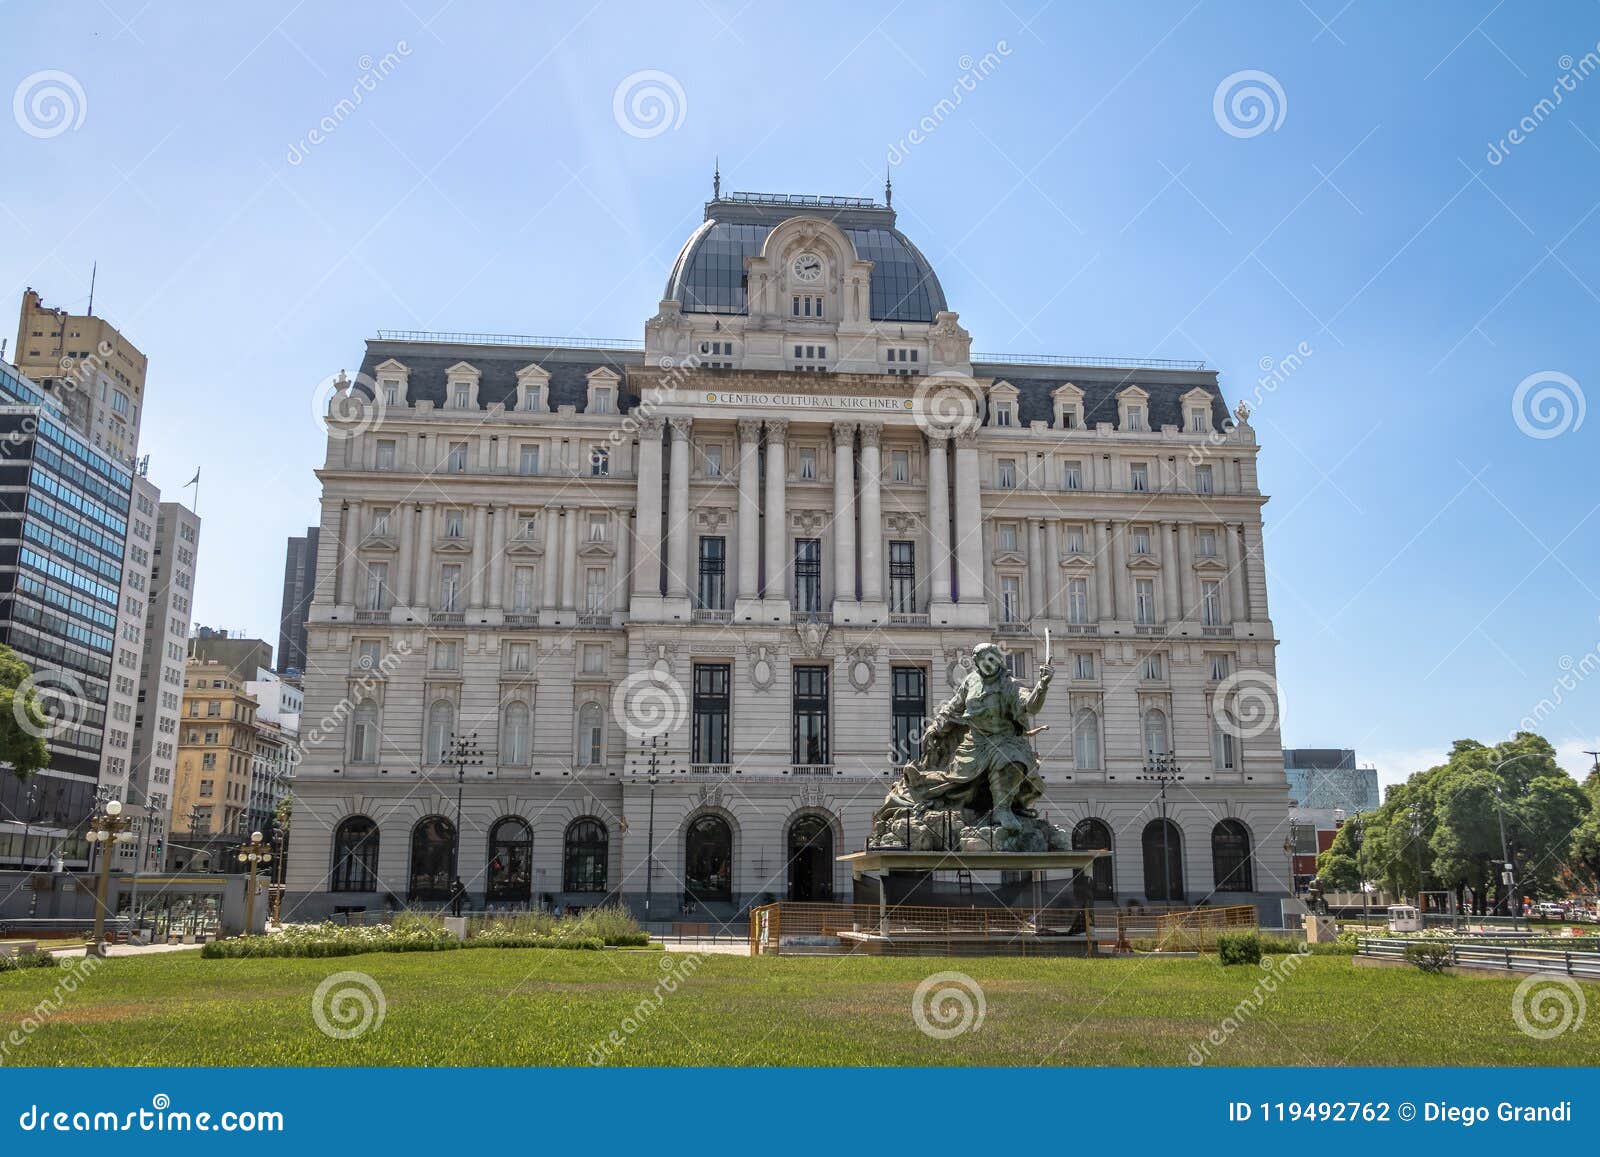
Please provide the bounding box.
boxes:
[451,382,470,409]
[444,509,464,538]
[792,665,829,765]
[1001,575,1021,622]
[590,446,610,476]
[1202,580,1223,626]
[1062,461,1082,490]
[356,640,384,670]
[1189,407,1209,433]
[1004,652,1028,680]
[506,642,531,672]
[381,379,399,404]
[1130,463,1149,492]
[1143,653,1164,680]
[1132,527,1151,555]
[1198,527,1218,557]
[1074,652,1095,680]
[375,440,396,470]
[1209,653,1231,681]
[692,663,730,765]
[584,568,607,614]
[588,513,608,543]
[890,666,927,765]
[433,640,459,670]
[440,564,462,612]
[994,403,1014,427]
[997,458,1016,489]
[1067,577,1089,624]
[888,541,916,614]
[371,508,391,537]
[891,449,909,483]
[796,447,817,480]
[1066,525,1085,554]
[794,538,822,613]
[511,566,536,612]
[364,562,389,611]
[1135,579,1156,625]
[592,388,613,414]
[1195,463,1214,494]
[998,523,1018,553]
[1127,405,1147,431]
[697,536,726,610]
[519,445,541,475]
[582,644,604,674]
[704,444,722,477]
[447,442,468,472]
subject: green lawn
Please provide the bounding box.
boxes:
[1,948,1595,1066]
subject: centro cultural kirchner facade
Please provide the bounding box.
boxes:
[283,187,1291,923]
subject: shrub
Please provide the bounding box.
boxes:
[1217,932,1263,966]
[0,949,58,972]
[1404,941,1453,973]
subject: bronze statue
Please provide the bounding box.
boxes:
[871,641,1073,853]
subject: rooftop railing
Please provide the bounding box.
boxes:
[375,330,643,350]
[973,352,1208,371]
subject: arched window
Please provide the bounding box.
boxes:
[1141,818,1184,902]
[425,700,454,764]
[1071,817,1114,900]
[1142,708,1169,758]
[408,815,455,901]
[1073,708,1101,770]
[1212,819,1254,892]
[1211,716,1236,771]
[786,814,834,901]
[349,703,379,763]
[486,817,532,903]
[563,818,608,892]
[577,703,603,766]
[331,816,379,892]
[501,701,531,766]
[685,814,733,902]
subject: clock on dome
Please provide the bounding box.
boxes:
[791,252,823,283]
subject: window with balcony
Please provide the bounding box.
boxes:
[577,703,603,766]
[510,566,535,613]
[697,536,726,611]
[584,568,608,614]
[363,562,390,611]
[794,538,822,613]
[692,663,730,765]
[888,541,916,614]
[890,666,926,765]
[1001,576,1021,622]
[792,666,829,765]
[440,565,462,612]
[1202,581,1224,626]
[1135,579,1156,625]
[1067,578,1089,624]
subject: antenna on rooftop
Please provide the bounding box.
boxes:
[884,167,892,207]
[87,261,97,316]
[713,158,721,199]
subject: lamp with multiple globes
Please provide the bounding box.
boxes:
[236,830,273,935]
[85,799,138,956]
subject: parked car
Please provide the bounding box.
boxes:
[1534,901,1567,919]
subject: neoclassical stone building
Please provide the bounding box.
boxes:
[283,188,1290,923]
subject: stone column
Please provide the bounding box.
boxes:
[560,508,578,613]
[1044,520,1062,619]
[1027,520,1046,620]
[1227,523,1248,622]
[831,422,858,615]
[413,503,435,608]
[1162,520,1181,622]
[335,500,360,606]
[541,506,560,614]
[394,501,415,607]
[614,512,631,612]
[488,505,506,610]
[926,433,953,613]
[1110,521,1129,620]
[952,431,986,623]
[736,419,761,609]
[763,420,789,608]
[468,503,488,608]
[1243,523,1269,620]
[857,422,884,614]
[1093,520,1112,621]
[631,417,664,603]
[1179,523,1199,616]
[312,498,342,608]
[665,417,693,602]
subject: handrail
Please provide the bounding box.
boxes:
[375,330,643,350]
[973,352,1208,371]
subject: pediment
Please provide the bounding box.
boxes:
[433,537,472,553]
[576,541,616,559]
[1127,553,1163,572]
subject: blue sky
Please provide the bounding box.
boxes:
[2,2,1597,787]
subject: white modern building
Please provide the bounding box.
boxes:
[284,187,1291,922]
[243,667,300,836]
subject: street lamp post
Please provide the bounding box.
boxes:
[83,800,137,956]
[447,732,483,896]
[1493,785,1519,931]
[1409,806,1425,911]
[1282,837,1296,897]
[640,736,663,918]
[236,831,272,935]
[1136,752,1185,904]
[19,782,38,871]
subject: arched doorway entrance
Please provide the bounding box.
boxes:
[485,817,532,904]
[1141,818,1184,902]
[1071,817,1114,900]
[786,814,834,901]
[684,814,733,904]
[408,815,455,902]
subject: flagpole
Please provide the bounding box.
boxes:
[184,466,201,516]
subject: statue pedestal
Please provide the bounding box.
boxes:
[1304,914,1340,944]
[837,849,1107,956]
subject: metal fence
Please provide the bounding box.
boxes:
[1357,937,1600,978]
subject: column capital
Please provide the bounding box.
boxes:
[637,415,665,437]
[858,421,884,448]
[667,416,693,439]
[832,420,858,445]
[925,430,949,449]
[737,418,764,441]
[954,427,982,449]
[765,418,790,439]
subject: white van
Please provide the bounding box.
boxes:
[1387,905,1422,933]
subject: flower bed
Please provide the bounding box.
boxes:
[203,908,648,959]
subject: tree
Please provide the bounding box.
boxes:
[0,644,52,782]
